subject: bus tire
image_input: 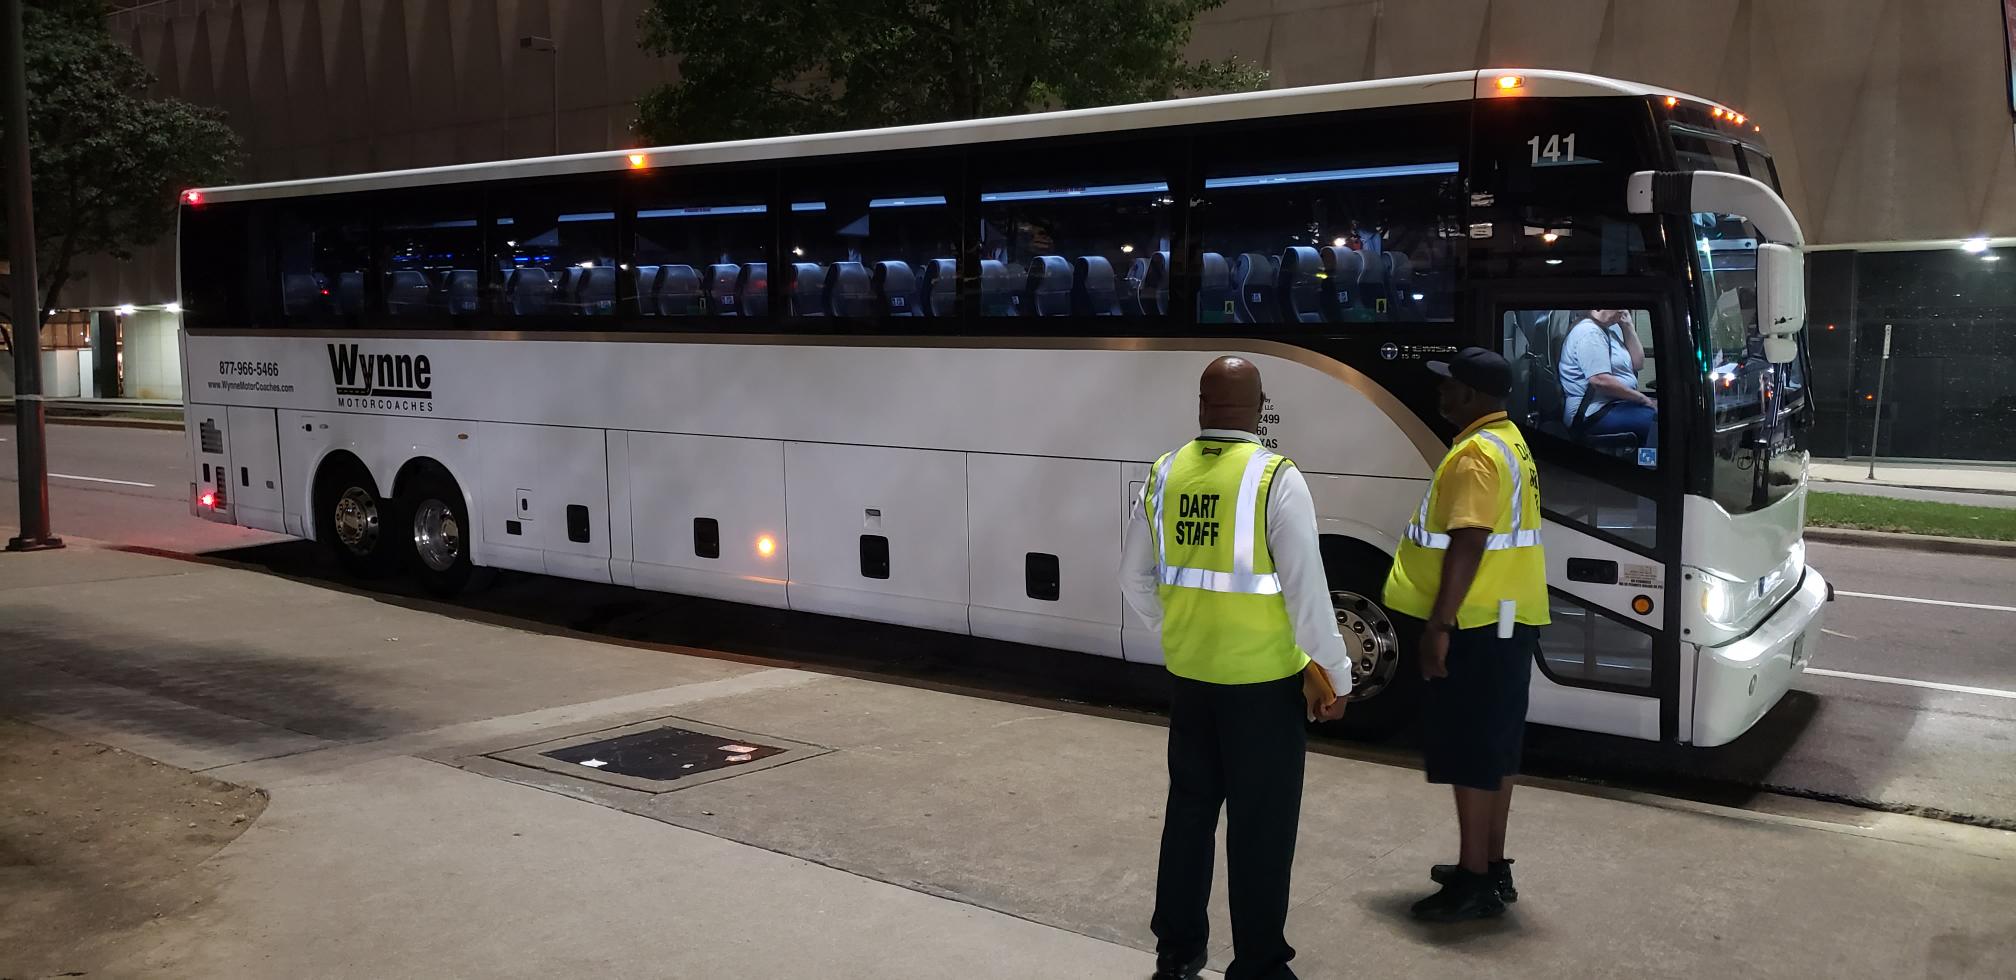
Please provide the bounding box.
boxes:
[315,458,401,579]
[1318,543,1422,740]
[403,468,483,597]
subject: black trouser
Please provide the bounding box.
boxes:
[1151,672,1306,980]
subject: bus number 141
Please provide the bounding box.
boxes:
[1528,133,1577,164]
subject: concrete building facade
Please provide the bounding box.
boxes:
[52,0,2016,457]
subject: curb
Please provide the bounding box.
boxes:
[1812,478,2016,500]
[0,412,183,431]
[1805,526,2016,558]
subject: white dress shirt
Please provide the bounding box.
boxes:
[1120,429,1354,695]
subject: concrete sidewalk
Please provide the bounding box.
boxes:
[3,544,2014,978]
[1811,458,2016,502]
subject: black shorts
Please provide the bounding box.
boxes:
[1419,622,1537,790]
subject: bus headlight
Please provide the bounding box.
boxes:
[1700,570,1744,628]
[1698,541,1804,631]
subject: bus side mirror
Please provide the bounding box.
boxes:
[1757,242,1804,364]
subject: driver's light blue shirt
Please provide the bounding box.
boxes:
[1560,318,1639,423]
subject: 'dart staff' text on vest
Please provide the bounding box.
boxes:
[1174,493,1222,546]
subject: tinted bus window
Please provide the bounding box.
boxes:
[181,201,265,329]
[1195,108,1463,326]
[632,171,772,319]
[783,157,958,320]
[974,143,1174,318]
[378,192,483,319]
[1469,97,1665,279]
[491,181,619,318]
[274,203,370,323]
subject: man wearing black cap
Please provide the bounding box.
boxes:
[1382,347,1550,921]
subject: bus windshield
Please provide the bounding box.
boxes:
[1691,211,1809,514]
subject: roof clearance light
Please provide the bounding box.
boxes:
[628,153,648,169]
[182,189,203,206]
[1712,107,1725,119]
[1496,75,1524,91]
[1961,237,1990,253]
[1734,113,1747,125]
[1665,96,1678,108]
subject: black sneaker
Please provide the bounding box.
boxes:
[1430,858,1517,903]
[1410,870,1508,922]
[1151,950,1207,980]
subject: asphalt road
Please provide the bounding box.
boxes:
[6,422,2015,826]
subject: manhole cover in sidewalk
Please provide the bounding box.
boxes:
[482,717,827,795]
[542,727,786,780]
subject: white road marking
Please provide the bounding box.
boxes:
[1805,667,2016,701]
[1835,590,2016,614]
[49,472,157,488]
[1821,628,1859,641]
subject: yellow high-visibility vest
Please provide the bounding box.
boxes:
[1383,416,1551,629]
[1146,438,1310,684]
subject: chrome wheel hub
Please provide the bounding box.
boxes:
[1332,590,1401,701]
[332,487,381,556]
[411,499,462,573]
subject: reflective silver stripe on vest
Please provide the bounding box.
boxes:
[1153,446,1284,596]
[1404,428,1543,552]
[1150,451,1175,576]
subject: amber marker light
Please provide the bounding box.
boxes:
[628,153,648,169]
[756,535,776,558]
[1496,74,1524,91]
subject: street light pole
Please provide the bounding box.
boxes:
[519,35,558,156]
[2,0,61,552]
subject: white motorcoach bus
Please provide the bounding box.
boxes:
[179,69,1827,744]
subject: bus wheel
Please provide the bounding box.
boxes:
[1322,580,1422,739]
[405,470,482,597]
[317,461,399,578]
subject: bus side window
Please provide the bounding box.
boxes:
[1195,105,1463,327]
[783,157,959,323]
[972,140,1174,320]
[491,181,620,319]
[377,191,483,320]
[274,203,370,325]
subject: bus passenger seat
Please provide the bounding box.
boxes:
[630,266,660,314]
[659,264,704,316]
[576,266,615,315]
[1278,247,1323,324]
[384,270,431,315]
[980,259,1016,315]
[1196,252,1232,323]
[1319,246,1362,321]
[1145,251,1170,316]
[1120,257,1147,316]
[922,258,956,317]
[1024,255,1073,316]
[1232,252,1279,324]
[280,273,325,315]
[1386,251,1414,311]
[707,263,742,315]
[445,270,479,314]
[737,263,768,317]
[872,260,919,316]
[1073,256,1120,316]
[787,262,825,316]
[507,267,552,316]
[825,261,873,317]
[335,271,366,316]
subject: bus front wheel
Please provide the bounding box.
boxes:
[316,460,400,578]
[1319,551,1422,739]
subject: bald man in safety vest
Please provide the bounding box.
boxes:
[1122,355,1352,980]
[1384,346,1549,922]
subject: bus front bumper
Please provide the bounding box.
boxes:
[1690,566,1828,747]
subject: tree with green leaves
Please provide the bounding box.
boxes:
[634,0,1267,145]
[0,0,239,349]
